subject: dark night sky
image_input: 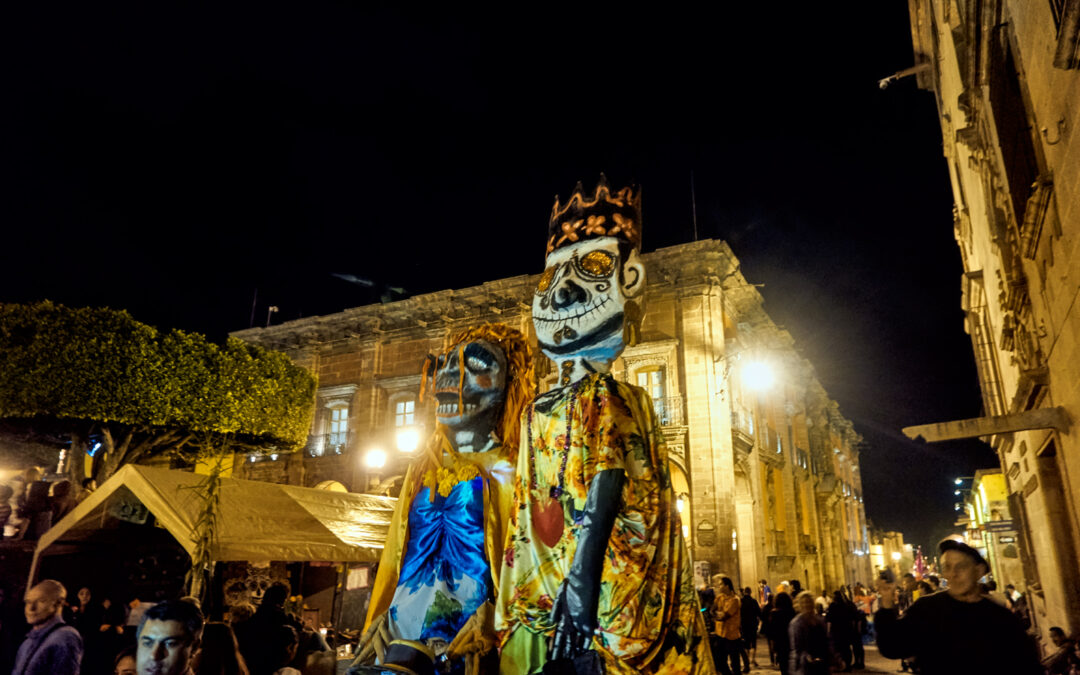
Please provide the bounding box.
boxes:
[0,3,999,551]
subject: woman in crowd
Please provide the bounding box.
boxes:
[193,622,249,675]
[767,592,796,675]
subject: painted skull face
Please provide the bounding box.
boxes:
[432,339,508,439]
[532,237,645,366]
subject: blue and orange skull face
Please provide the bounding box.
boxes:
[532,237,645,367]
[430,339,508,438]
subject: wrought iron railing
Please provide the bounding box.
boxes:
[306,431,353,457]
[653,395,685,427]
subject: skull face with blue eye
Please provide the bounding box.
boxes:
[430,340,508,450]
[532,237,646,368]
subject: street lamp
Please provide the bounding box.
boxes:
[364,447,387,469]
[395,427,421,454]
[742,361,776,391]
[891,551,902,562]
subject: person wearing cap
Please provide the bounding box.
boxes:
[873,537,1041,674]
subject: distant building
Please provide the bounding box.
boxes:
[906,0,1080,638]
[233,239,871,591]
[959,469,1025,592]
[869,530,912,579]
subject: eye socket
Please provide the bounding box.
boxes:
[536,266,556,294]
[466,355,490,372]
[577,250,616,278]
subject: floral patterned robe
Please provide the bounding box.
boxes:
[495,374,713,674]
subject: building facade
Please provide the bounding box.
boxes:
[907,0,1080,637]
[233,239,871,592]
[958,469,1026,592]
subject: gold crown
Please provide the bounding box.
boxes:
[547,175,642,254]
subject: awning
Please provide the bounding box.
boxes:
[34,464,397,566]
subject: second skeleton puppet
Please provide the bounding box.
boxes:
[352,325,533,675]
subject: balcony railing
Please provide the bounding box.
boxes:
[653,395,685,427]
[306,431,353,457]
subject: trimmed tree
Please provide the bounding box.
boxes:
[0,301,316,483]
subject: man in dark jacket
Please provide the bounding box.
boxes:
[875,537,1041,675]
[739,587,761,671]
[13,580,83,675]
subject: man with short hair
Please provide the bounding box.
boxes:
[875,537,1041,674]
[136,600,203,675]
[712,576,742,675]
[13,579,83,675]
[1043,626,1074,674]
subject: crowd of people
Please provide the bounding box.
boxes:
[0,467,95,541]
[698,539,1056,675]
[1,578,330,675]
[700,576,871,674]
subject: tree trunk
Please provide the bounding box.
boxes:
[66,429,89,486]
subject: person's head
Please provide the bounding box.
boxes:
[24,579,66,627]
[986,580,998,591]
[1051,627,1068,647]
[114,646,137,675]
[137,600,204,675]
[77,587,92,605]
[795,591,816,615]
[1006,583,1015,592]
[832,590,846,604]
[192,622,248,675]
[790,580,802,594]
[24,467,42,483]
[774,592,793,612]
[261,581,290,610]
[716,576,735,594]
[927,574,941,589]
[269,624,299,669]
[939,538,989,601]
[759,579,767,586]
[50,479,72,498]
[533,179,647,378]
[743,587,752,596]
[901,572,916,590]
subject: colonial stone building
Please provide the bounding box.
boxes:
[906,0,1080,639]
[232,239,871,592]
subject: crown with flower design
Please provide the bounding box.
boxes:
[547,175,642,255]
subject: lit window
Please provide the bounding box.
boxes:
[635,367,665,401]
[329,407,349,453]
[636,367,667,423]
[395,399,415,427]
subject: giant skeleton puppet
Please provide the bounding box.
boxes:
[496,178,713,674]
[352,325,533,675]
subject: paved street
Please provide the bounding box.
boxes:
[738,637,900,674]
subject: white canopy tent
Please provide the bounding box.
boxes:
[31,464,396,581]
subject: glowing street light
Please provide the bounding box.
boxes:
[395,427,420,454]
[364,447,387,469]
[742,361,775,391]
[891,551,902,562]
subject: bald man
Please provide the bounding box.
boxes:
[14,579,83,675]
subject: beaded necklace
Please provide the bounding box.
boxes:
[527,379,581,499]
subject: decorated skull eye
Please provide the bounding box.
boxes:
[466,355,490,371]
[577,250,616,278]
[536,266,556,294]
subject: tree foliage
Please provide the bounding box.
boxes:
[0,301,316,481]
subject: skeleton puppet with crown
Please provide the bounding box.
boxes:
[496,179,713,674]
[354,326,533,675]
